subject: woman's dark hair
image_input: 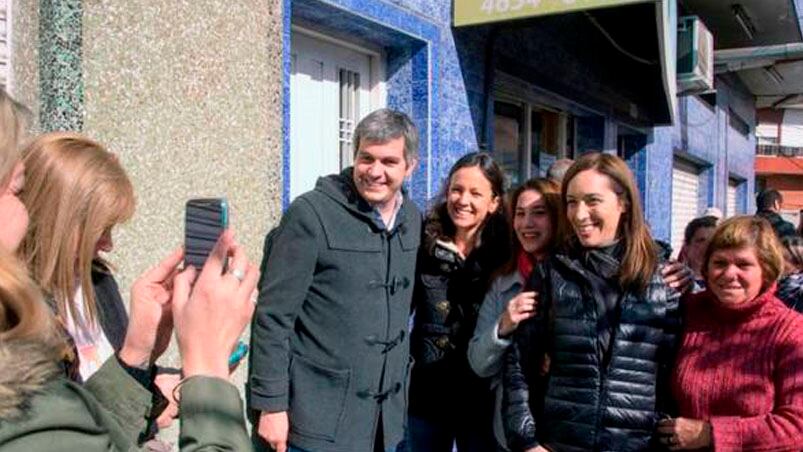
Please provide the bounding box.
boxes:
[424,152,510,262]
[782,236,803,272]
[683,216,718,244]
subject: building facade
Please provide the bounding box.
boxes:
[6,0,771,440]
[281,0,757,256]
[756,107,803,226]
[6,0,765,276]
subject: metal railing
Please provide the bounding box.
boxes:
[756,144,803,157]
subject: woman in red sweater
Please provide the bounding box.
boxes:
[659,215,803,451]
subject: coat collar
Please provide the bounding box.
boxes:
[495,271,524,294]
[0,339,61,421]
[314,167,418,232]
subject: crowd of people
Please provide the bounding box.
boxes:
[1,96,802,452]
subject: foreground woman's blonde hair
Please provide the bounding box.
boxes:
[18,132,135,324]
[0,90,29,187]
[0,247,63,348]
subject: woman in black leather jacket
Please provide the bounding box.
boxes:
[407,152,511,451]
[502,153,681,452]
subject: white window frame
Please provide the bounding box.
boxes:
[493,72,582,183]
[291,25,386,110]
[0,0,12,93]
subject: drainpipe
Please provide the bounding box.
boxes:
[715,43,803,73]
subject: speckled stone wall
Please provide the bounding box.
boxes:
[81,0,283,293]
[80,1,283,441]
[10,0,40,128]
[39,0,83,131]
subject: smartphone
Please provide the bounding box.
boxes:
[184,198,228,268]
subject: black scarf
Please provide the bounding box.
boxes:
[579,241,624,365]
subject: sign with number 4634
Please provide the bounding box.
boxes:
[453,0,653,26]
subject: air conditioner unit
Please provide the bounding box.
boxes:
[677,16,714,94]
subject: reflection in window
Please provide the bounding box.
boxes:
[494,101,523,187]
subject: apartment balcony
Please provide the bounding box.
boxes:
[755,145,803,176]
[757,144,803,157]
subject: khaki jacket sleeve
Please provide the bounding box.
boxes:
[178,376,251,451]
[83,355,155,446]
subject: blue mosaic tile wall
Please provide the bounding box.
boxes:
[284,0,757,234]
[39,0,83,132]
[644,126,676,241]
[642,74,757,242]
[285,0,441,209]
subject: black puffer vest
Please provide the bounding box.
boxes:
[504,249,681,452]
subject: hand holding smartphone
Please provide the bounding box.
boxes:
[183,198,249,370]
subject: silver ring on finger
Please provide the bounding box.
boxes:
[229,267,246,283]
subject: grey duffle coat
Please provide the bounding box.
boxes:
[249,168,421,452]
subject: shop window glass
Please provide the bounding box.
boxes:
[494,101,524,187]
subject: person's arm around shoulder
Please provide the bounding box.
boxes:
[173,230,259,451]
[250,199,321,452]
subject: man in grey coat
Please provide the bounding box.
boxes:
[249,109,421,452]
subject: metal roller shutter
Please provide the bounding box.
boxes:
[671,160,701,258]
[726,180,738,217]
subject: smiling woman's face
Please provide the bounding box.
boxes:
[514,189,553,258]
[446,166,499,237]
[565,169,625,248]
[707,246,764,305]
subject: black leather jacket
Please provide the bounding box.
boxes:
[408,238,504,418]
[502,249,681,452]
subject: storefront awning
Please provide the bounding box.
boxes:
[454,0,676,125]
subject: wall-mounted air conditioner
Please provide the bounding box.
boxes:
[678,16,714,94]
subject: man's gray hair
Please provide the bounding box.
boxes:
[547,158,574,183]
[353,108,419,163]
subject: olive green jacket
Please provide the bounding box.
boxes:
[0,339,251,451]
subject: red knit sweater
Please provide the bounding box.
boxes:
[672,287,803,451]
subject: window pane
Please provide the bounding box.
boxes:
[339,69,360,169]
[494,101,523,187]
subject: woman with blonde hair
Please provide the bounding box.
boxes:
[19,132,137,381]
[0,236,260,451]
[0,89,258,450]
[659,216,803,450]
[502,153,681,451]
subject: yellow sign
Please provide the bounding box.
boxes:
[454,0,655,26]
